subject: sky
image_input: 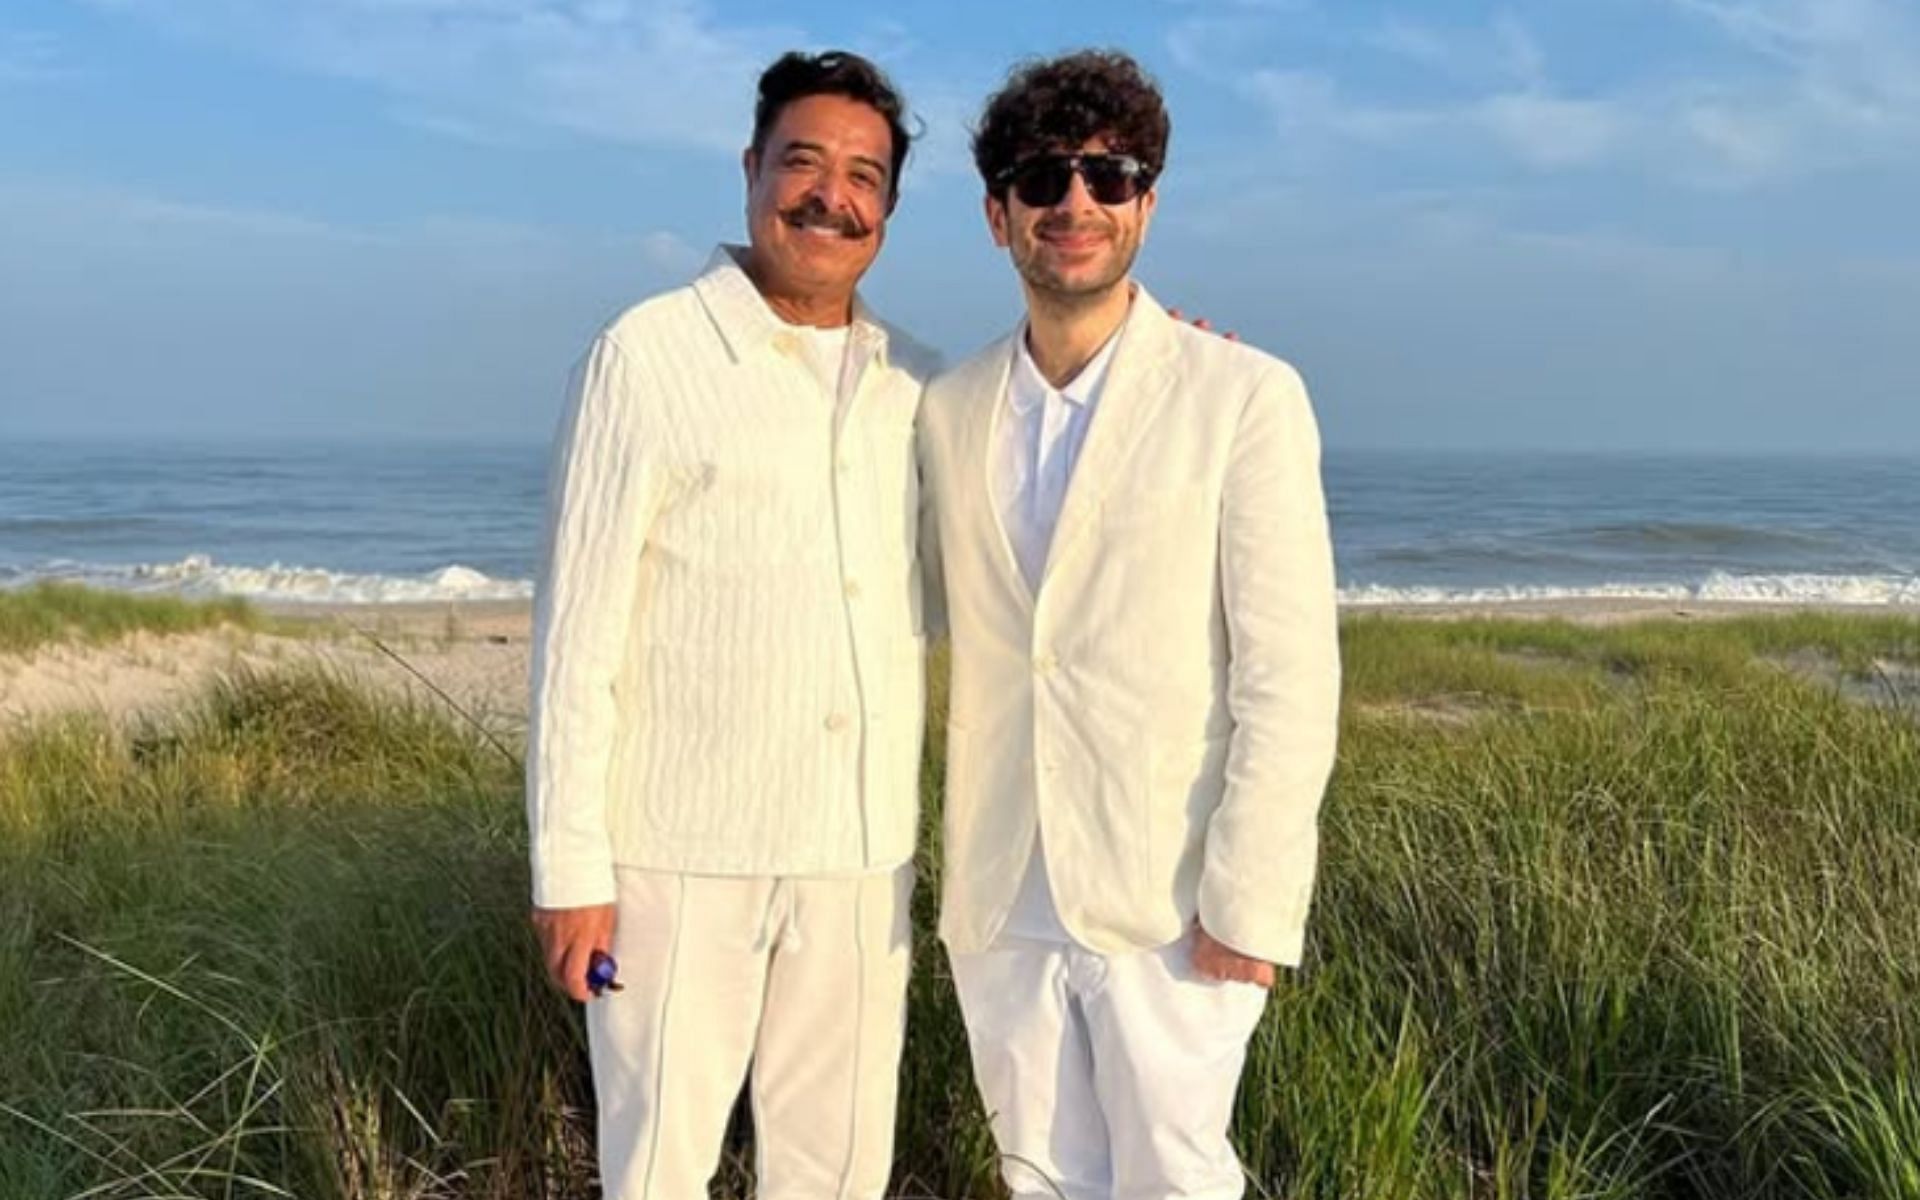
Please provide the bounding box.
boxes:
[1,0,1917,451]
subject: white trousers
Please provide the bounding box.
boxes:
[586,865,914,1200]
[949,933,1269,1200]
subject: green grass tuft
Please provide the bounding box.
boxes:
[0,582,259,655]
[3,615,1919,1198]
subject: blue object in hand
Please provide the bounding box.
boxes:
[587,950,623,997]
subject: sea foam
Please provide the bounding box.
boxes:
[1340,571,1920,607]
[22,555,533,605]
[10,560,1919,610]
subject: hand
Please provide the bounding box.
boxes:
[1191,924,1275,988]
[531,903,618,1002]
[1166,307,1241,342]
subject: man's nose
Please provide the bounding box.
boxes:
[1053,168,1097,212]
[807,168,853,211]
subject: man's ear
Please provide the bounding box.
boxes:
[984,193,1010,248]
[742,146,760,189]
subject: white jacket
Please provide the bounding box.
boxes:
[526,248,939,908]
[919,287,1340,965]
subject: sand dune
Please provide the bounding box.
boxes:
[8,594,1916,733]
[0,604,532,732]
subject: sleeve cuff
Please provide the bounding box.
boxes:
[1198,876,1311,969]
[531,860,619,910]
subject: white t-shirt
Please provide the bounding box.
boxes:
[792,323,853,401]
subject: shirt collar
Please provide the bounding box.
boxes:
[691,244,891,368]
[1009,311,1127,416]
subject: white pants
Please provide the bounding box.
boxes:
[586,865,914,1200]
[949,933,1269,1200]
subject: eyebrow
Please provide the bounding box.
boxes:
[779,139,891,180]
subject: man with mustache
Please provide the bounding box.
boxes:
[918,51,1341,1199]
[527,50,936,1199]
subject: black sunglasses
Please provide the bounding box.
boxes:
[996,153,1153,208]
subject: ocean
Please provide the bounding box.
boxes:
[2,439,1916,608]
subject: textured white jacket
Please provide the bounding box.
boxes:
[919,288,1341,965]
[527,247,939,908]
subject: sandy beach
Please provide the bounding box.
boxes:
[1352,596,1920,623]
[7,595,1919,731]
[0,599,534,731]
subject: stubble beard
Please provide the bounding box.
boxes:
[1014,223,1139,315]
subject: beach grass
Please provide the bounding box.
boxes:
[0,582,259,655]
[3,615,1919,1198]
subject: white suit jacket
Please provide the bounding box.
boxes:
[918,287,1340,965]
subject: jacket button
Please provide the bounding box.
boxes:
[824,713,850,733]
[1033,653,1058,674]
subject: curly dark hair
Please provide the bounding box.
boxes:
[972,50,1171,198]
[751,50,914,200]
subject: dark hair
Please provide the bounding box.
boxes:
[973,50,1171,198]
[751,50,913,199]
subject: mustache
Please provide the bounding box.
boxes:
[780,196,871,240]
[1035,212,1114,238]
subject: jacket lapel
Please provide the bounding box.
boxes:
[960,334,1035,610]
[1039,288,1180,589]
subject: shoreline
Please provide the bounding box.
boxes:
[1348,597,1920,623]
[256,595,1920,638]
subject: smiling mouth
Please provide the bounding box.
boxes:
[1038,229,1107,252]
[782,207,869,241]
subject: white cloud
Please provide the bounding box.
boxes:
[636,229,702,275]
[78,0,803,151]
[1192,3,1920,186]
[0,29,64,82]
[1161,0,1309,12]
[1679,102,1796,175]
[390,108,525,148]
[1367,20,1454,71]
[894,96,968,189]
[0,180,374,244]
[1474,93,1626,168]
[77,0,982,185]
[1664,0,1920,178]
[1213,15,1637,173]
[0,180,698,275]
[1236,65,1630,173]
[1490,14,1546,90]
[1369,12,1544,89]
[1674,0,1920,86]
[1242,69,1433,144]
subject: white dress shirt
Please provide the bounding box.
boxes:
[992,324,1123,942]
[994,328,1121,591]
